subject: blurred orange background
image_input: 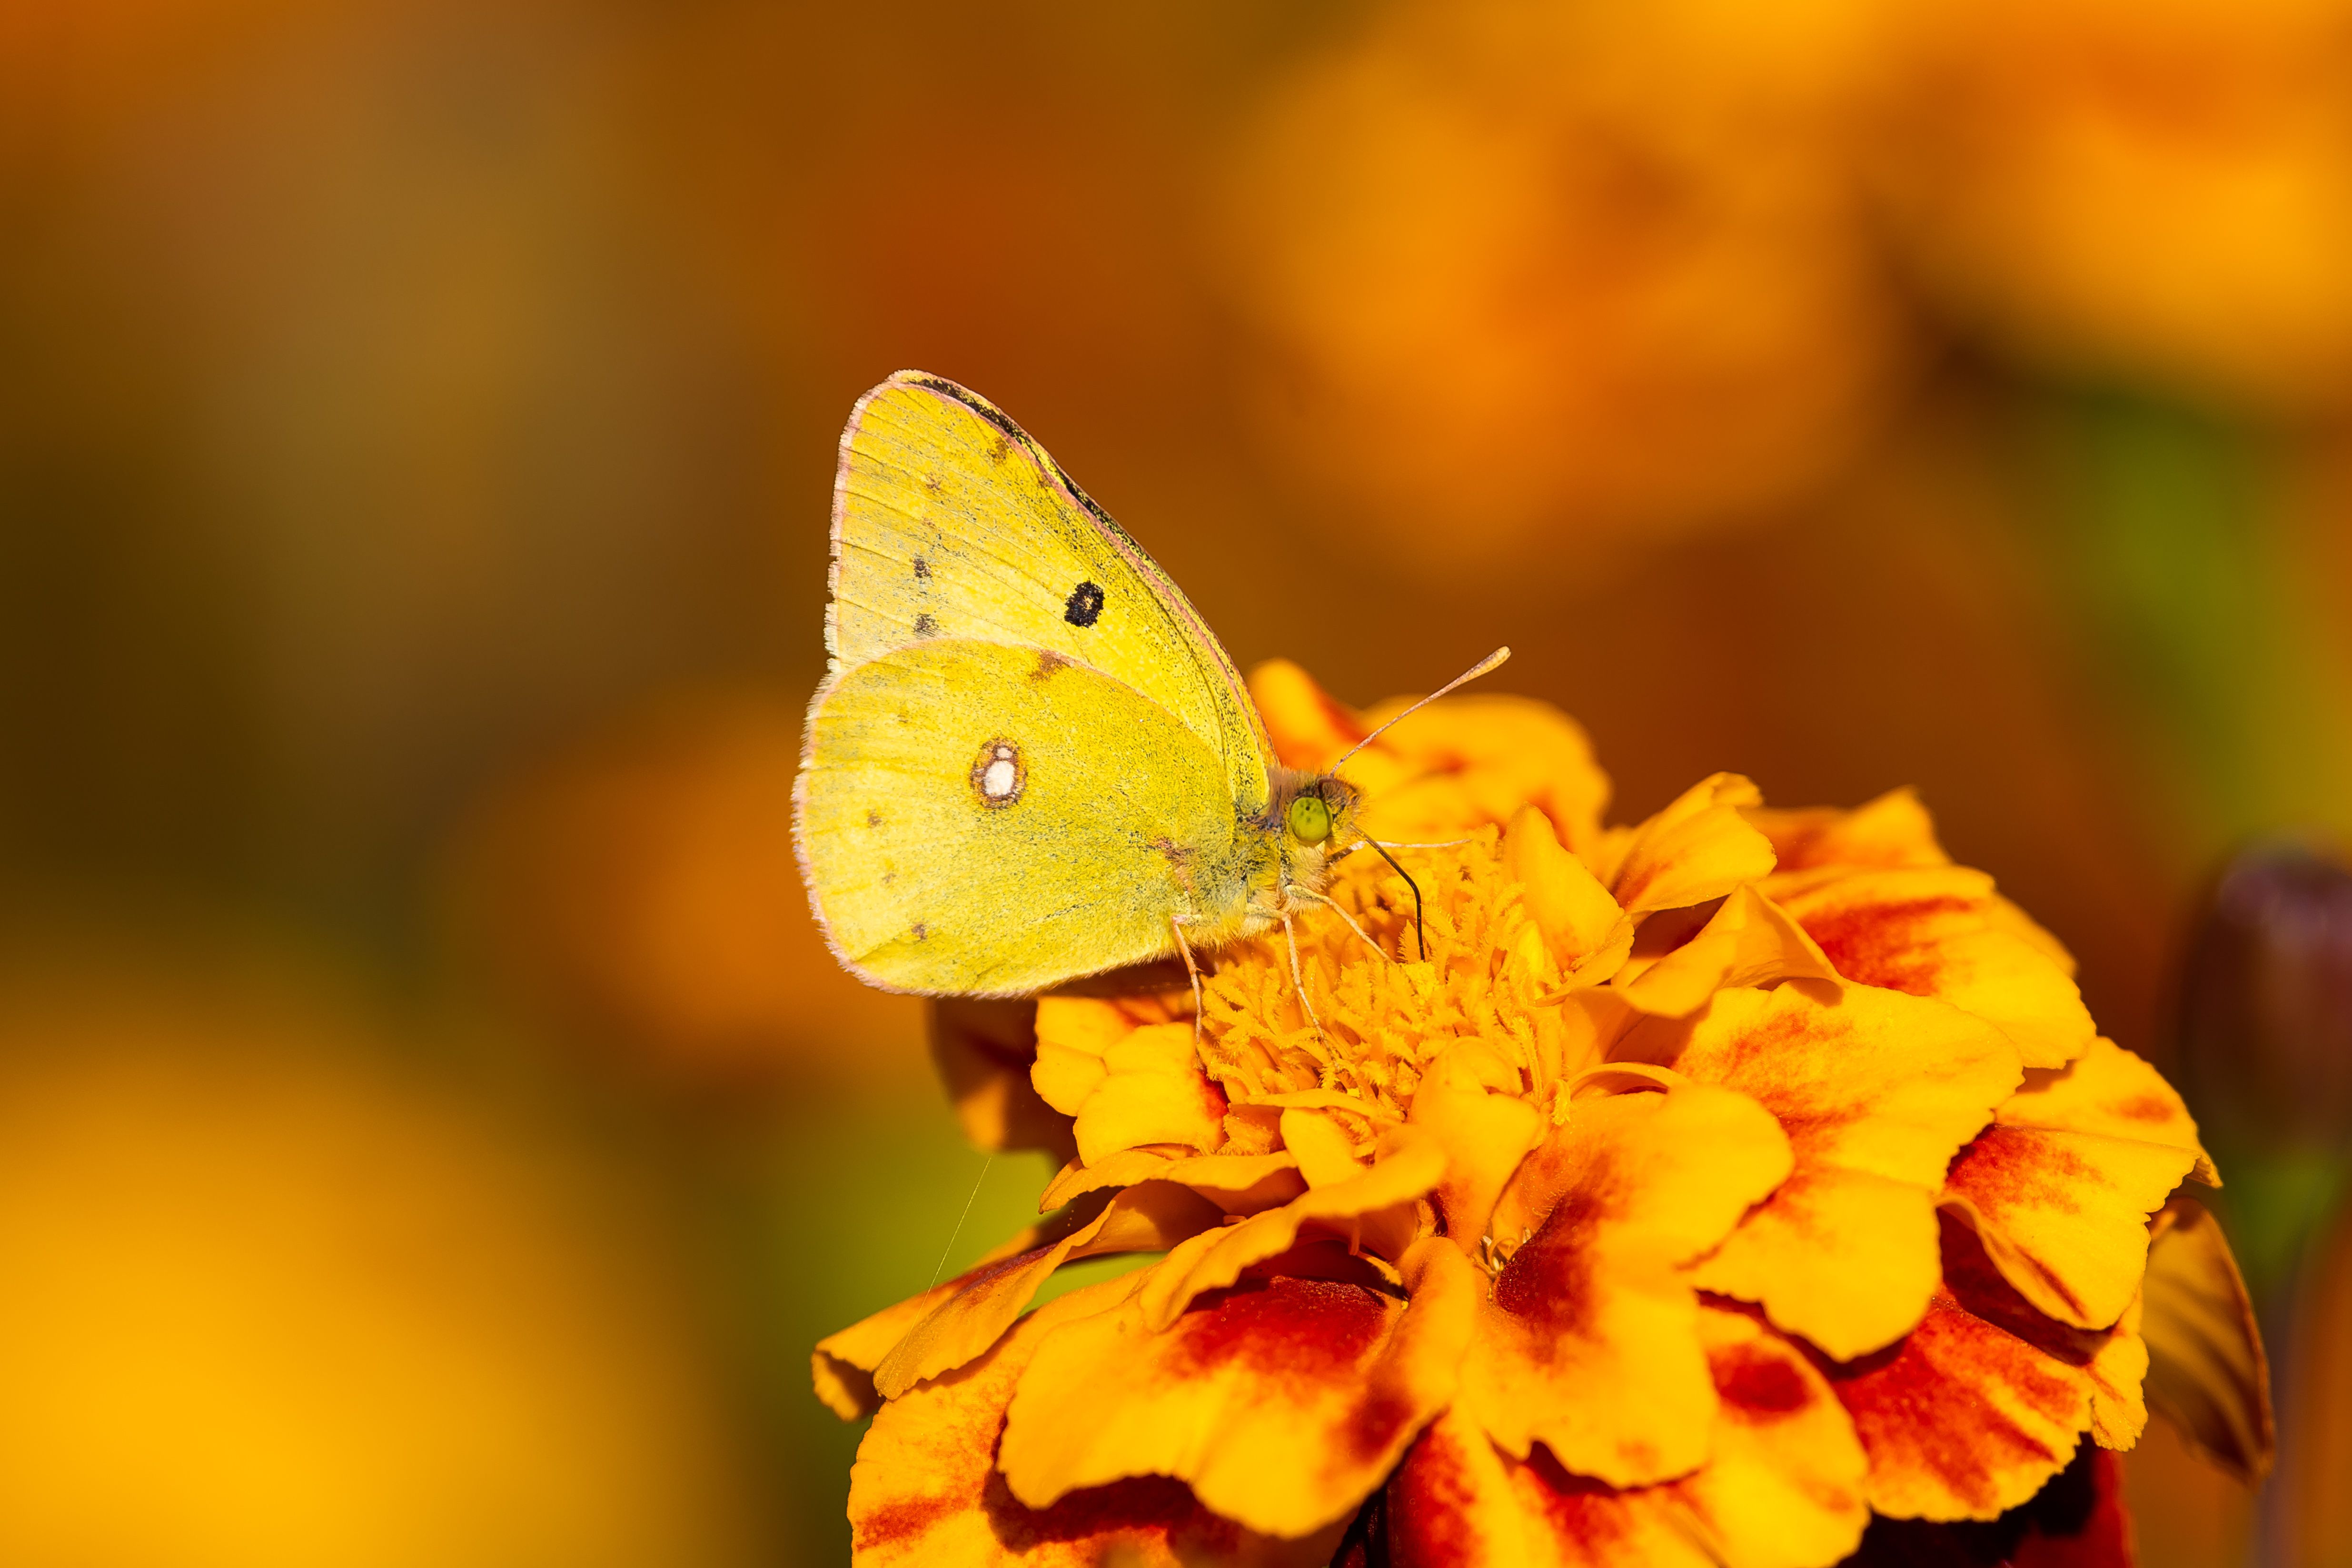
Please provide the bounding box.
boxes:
[7,0,2352,1562]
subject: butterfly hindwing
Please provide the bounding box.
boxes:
[829,372,1273,822]
[797,639,1251,996]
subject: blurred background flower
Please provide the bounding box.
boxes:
[1218,0,1917,569]
[5,0,2352,1562]
[1869,0,2352,411]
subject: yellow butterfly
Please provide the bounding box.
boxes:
[794,371,1502,1002]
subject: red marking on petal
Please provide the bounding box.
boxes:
[1832,1301,2084,1517]
[1388,1426,1479,1568]
[1703,1004,1836,1089]
[2011,1447,2134,1568]
[1842,1442,2135,1567]
[1522,1446,1635,1553]
[1801,896,1974,995]
[984,1472,1249,1556]
[1170,1275,1392,1387]
[1950,1126,2096,1221]
[853,1492,961,1552]
[1347,1387,1423,1465]
[1491,1173,1618,1340]
[1827,1219,2104,1518]
[1939,1216,2107,1369]
[1715,1341,1814,1417]
[2109,1095,2173,1124]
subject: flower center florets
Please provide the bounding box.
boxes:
[1194,832,1579,1134]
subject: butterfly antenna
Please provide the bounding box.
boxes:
[1328,647,1511,776]
[1362,835,1428,961]
[926,1153,994,1290]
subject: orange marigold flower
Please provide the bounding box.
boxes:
[817,666,2271,1567]
[1870,0,2352,412]
[1214,0,1916,568]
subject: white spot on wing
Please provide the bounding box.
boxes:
[971,738,1025,808]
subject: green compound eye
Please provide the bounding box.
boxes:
[1287,794,1333,844]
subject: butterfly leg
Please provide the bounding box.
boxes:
[1170,916,1206,1044]
[1281,910,1326,1040]
[1289,886,1396,967]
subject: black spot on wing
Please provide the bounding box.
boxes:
[1064,581,1105,627]
[913,613,939,637]
[912,556,930,579]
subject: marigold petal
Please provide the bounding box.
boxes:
[1001,1239,1479,1538]
[1989,894,2080,979]
[1075,1066,1228,1163]
[1466,1081,1791,1486]
[1843,1443,2135,1568]
[874,1182,1227,1399]
[1282,1107,1370,1187]
[817,1278,961,1421]
[1504,806,1633,981]
[1614,886,1841,1018]
[2141,1197,2274,1485]
[1775,868,2095,1070]
[1387,1404,1706,1568]
[849,1273,1337,1568]
[1943,1039,2207,1330]
[2011,1447,2136,1568]
[1032,1012,1231,1164]
[1355,695,1613,853]
[1827,1218,2138,1521]
[1248,663,1611,851]
[1031,1040,1107,1118]
[1743,789,1950,874]
[1140,1126,1447,1326]
[1389,1309,1866,1568]
[1033,995,1134,1057]
[1833,1294,2086,1521]
[817,1205,1103,1419]
[1041,1148,1306,1216]
[1641,984,2021,1359]
[1689,1167,1944,1368]
[1031,996,1136,1113]
[2084,1292,2149,1452]
[1607,774,1776,916]
[1251,658,1368,770]
[931,998,1075,1157]
[1408,1067,1546,1256]
[1673,1306,1871,1568]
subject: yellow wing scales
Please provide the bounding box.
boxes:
[798,641,1266,996]
[827,373,1272,820]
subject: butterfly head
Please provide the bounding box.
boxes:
[1272,773,1362,897]
[1281,775,1355,846]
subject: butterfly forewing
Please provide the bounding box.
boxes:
[828,373,1272,822]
